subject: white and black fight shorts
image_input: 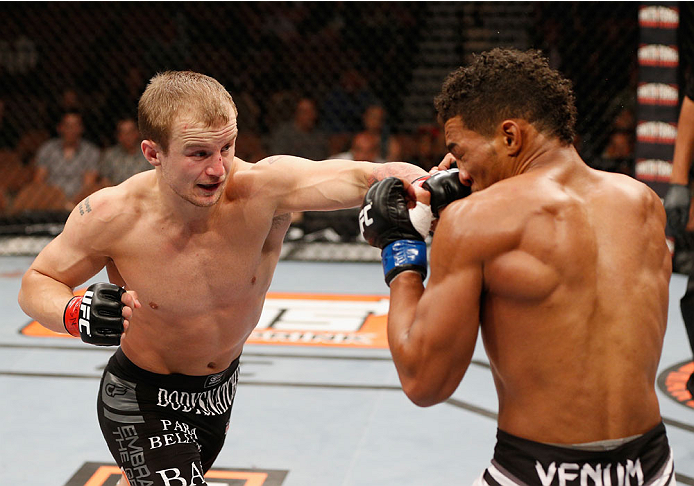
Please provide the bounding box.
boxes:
[474,422,675,486]
[96,347,240,486]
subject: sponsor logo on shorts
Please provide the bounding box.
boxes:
[157,369,238,416]
[63,462,289,486]
[105,383,129,398]
[205,370,225,388]
[657,360,694,409]
[535,459,644,486]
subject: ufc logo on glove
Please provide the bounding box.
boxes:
[358,203,374,234]
[79,290,94,336]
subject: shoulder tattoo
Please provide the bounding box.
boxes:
[77,197,92,216]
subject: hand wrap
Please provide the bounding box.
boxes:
[413,168,471,217]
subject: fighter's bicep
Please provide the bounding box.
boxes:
[417,254,483,349]
[31,235,107,289]
[254,155,369,212]
[31,206,111,288]
[414,219,484,357]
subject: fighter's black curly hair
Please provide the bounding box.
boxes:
[434,48,577,145]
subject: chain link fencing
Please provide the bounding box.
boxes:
[0,2,646,259]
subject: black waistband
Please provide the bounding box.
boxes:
[111,347,240,392]
[493,422,671,486]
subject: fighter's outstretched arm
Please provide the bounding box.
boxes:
[251,155,427,213]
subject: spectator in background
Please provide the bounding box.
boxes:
[663,7,694,397]
[330,131,383,162]
[302,130,384,241]
[385,135,404,162]
[269,97,329,159]
[664,89,694,399]
[47,87,102,145]
[410,125,447,171]
[322,69,379,155]
[34,111,100,205]
[0,98,21,150]
[361,104,391,161]
[100,118,151,186]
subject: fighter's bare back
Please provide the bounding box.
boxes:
[435,153,670,444]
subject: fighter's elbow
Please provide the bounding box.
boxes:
[17,287,30,317]
[18,269,41,315]
[401,379,450,408]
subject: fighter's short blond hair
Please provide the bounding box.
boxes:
[138,71,238,153]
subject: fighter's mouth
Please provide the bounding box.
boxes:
[198,182,221,191]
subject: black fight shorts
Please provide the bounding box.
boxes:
[97,348,240,486]
[475,422,675,486]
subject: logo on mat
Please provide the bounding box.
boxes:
[22,291,391,349]
[63,462,288,486]
[657,360,694,410]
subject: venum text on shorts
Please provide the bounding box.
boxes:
[535,459,644,486]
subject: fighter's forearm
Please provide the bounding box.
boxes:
[367,162,427,187]
[387,272,437,406]
[18,269,75,334]
[670,96,694,185]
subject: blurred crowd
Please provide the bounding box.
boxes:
[0,2,638,222]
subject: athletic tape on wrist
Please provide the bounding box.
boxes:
[408,201,433,239]
[63,296,82,337]
[382,239,427,285]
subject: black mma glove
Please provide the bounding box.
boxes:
[413,168,471,217]
[359,177,428,286]
[63,282,126,346]
[664,183,691,235]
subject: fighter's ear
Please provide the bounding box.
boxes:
[499,120,522,156]
[141,140,161,167]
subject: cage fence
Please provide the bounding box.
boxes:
[0,2,659,262]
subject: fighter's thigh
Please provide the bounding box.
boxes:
[98,414,208,486]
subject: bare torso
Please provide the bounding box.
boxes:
[104,168,291,375]
[456,158,670,443]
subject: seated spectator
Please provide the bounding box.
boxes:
[269,97,329,160]
[0,149,33,199]
[99,118,151,186]
[0,99,20,150]
[361,104,391,160]
[322,69,380,155]
[411,125,447,171]
[385,135,404,162]
[8,179,71,215]
[236,132,267,163]
[33,111,100,206]
[330,131,384,162]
